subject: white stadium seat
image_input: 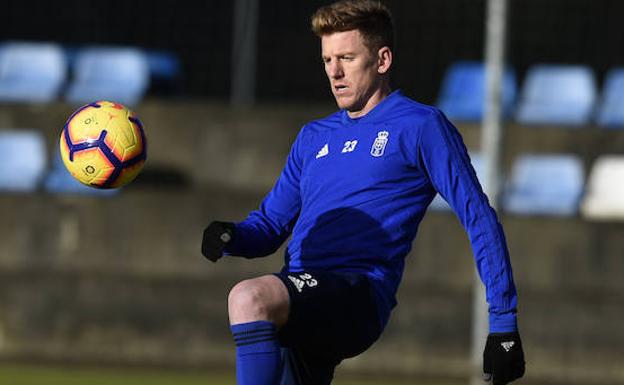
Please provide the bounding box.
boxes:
[581,155,624,220]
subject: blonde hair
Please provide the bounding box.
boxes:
[311,0,394,53]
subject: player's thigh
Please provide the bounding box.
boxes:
[274,270,382,360]
[280,346,338,385]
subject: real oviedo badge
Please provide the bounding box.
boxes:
[371,131,389,157]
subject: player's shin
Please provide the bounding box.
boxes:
[231,321,281,385]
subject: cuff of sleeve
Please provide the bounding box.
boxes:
[489,312,518,333]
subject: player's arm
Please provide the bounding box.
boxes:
[417,109,525,385]
[201,129,305,262]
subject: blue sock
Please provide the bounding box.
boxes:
[231,321,281,385]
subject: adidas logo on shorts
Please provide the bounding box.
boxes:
[288,273,318,292]
[501,341,515,352]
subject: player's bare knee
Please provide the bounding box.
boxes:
[228,279,271,323]
[228,276,289,326]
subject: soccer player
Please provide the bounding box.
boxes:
[201,1,525,384]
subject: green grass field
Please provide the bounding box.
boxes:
[0,363,463,385]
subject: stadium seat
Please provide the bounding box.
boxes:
[502,154,584,216]
[0,130,47,192]
[581,155,624,220]
[145,50,182,95]
[65,47,149,106]
[146,50,181,81]
[43,150,118,196]
[0,42,66,103]
[429,153,485,211]
[595,68,624,128]
[437,61,517,122]
[515,65,597,126]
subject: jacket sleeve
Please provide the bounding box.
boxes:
[223,129,305,258]
[417,109,518,333]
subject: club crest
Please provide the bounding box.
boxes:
[371,131,389,157]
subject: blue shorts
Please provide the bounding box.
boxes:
[274,269,384,385]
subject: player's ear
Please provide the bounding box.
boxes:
[377,46,392,74]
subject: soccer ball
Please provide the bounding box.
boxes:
[60,101,147,189]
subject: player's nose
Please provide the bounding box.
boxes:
[326,61,344,79]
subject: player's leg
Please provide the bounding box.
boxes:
[228,274,290,385]
[274,270,384,385]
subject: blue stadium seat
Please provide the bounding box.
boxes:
[145,50,182,95]
[0,130,47,192]
[429,153,485,211]
[146,50,181,81]
[0,42,66,103]
[515,65,597,126]
[595,68,624,128]
[502,154,584,216]
[65,47,149,106]
[437,61,517,122]
[43,150,118,196]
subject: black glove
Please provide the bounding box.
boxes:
[483,332,525,385]
[201,221,235,262]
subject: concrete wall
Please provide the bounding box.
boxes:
[0,102,623,384]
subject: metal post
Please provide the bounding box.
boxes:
[231,0,259,108]
[471,0,508,384]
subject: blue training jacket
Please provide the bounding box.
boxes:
[224,90,518,333]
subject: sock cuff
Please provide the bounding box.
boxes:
[231,321,277,348]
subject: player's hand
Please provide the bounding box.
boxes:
[201,221,235,262]
[483,331,525,385]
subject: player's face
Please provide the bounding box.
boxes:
[321,29,391,117]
